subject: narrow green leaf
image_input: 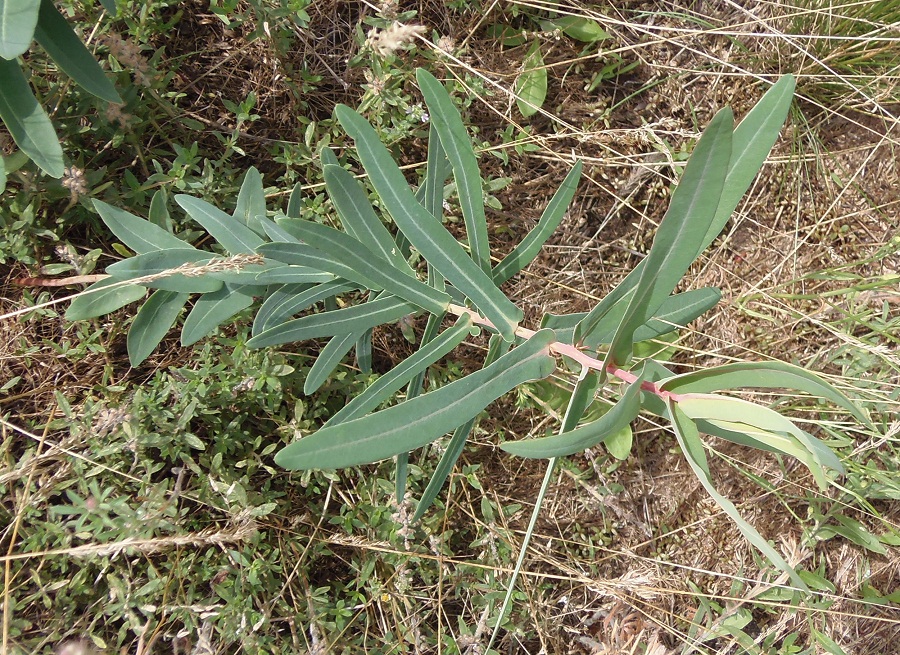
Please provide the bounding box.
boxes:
[260,241,379,290]
[423,122,452,221]
[503,375,642,458]
[97,0,116,16]
[243,264,334,285]
[541,16,610,43]
[94,199,189,254]
[148,189,172,232]
[515,39,547,117]
[0,57,63,177]
[666,398,809,591]
[248,295,419,347]
[0,151,5,192]
[274,329,556,470]
[324,163,414,274]
[417,69,491,274]
[0,0,40,59]
[127,290,187,366]
[286,181,303,218]
[105,248,224,293]
[320,146,339,167]
[355,327,373,374]
[33,0,120,102]
[260,215,301,243]
[327,314,475,426]
[601,108,733,365]
[404,310,444,402]
[492,161,582,286]
[335,103,523,340]
[305,332,357,395]
[233,166,266,233]
[175,194,264,254]
[181,283,259,346]
[661,361,872,430]
[253,280,356,336]
[65,277,146,320]
[263,224,450,314]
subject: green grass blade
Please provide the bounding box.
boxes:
[272,222,450,314]
[417,69,491,274]
[175,195,264,255]
[33,0,120,102]
[0,0,40,58]
[106,249,224,293]
[127,290,187,366]
[65,278,146,320]
[667,398,808,591]
[600,108,733,365]
[0,57,63,177]
[492,161,582,286]
[253,280,357,335]
[502,374,642,458]
[335,104,523,340]
[233,167,266,234]
[94,199,190,253]
[274,329,556,469]
[181,283,259,346]
[248,295,419,347]
[661,361,872,429]
[324,164,414,274]
[515,39,547,117]
[326,314,475,426]
[305,332,358,395]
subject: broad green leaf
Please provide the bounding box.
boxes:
[97,0,116,15]
[413,333,511,522]
[502,375,642,458]
[148,189,172,232]
[105,248,224,293]
[181,283,259,346]
[516,39,547,118]
[94,199,190,254]
[253,280,356,335]
[601,108,733,365]
[335,104,523,340]
[327,314,476,425]
[817,515,887,555]
[492,161,582,286]
[320,146,339,167]
[540,16,610,43]
[417,69,491,274]
[65,277,146,320]
[0,57,63,177]
[666,398,808,591]
[175,194,264,254]
[127,290,187,366]
[248,295,419,347]
[274,329,556,470]
[661,361,872,430]
[0,0,40,58]
[323,164,414,274]
[270,223,450,314]
[305,332,357,395]
[233,166,266,233]
[34,0,120,102]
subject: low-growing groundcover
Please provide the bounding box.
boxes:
[2,1,900,653]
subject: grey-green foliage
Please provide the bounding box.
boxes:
[69,67,874,590]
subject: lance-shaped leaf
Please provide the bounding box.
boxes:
[422,121,450,292]
[267,224,450,314]
[260,215,301,243]
[0,57,63,177]
[274,329,556,470]
[127,290,187,366]
[94,200,190,254]
[666,398,808,591]
[574,76,794,346]
[327,314,476,426]
[305,332,358,395]
[413,334,511,522]
[417,69,491,274]
[233,167,266,234]
[181,283,260,346]
[148,189,172,232]
[335,104,523,340]
[515,39,547,118]
[66,278,146,320]
[600,108,733,366]
[0,0,40,58]
[253,280,357,335]
[175,195,264,254]
[356,327,373,374]
[503,374,642,459]
[260,241,379,290]
[106,248,224,293]
[324,164,414,274]
[34,0,120,102]
[492,161,582,286]
[661,361,872,430]
[286,181,303,218]
[248,295,419,347]
[249,265,334,285]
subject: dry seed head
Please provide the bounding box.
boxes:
[367,22,426,57]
